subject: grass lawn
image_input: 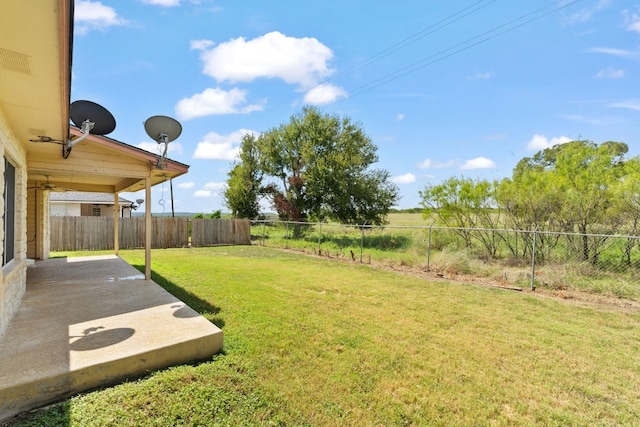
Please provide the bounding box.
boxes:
[8,246,640,426]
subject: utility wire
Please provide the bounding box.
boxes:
[265,0,498,112]
[341,0,584,101]
[335,0,499,78]
[268,0,583,110]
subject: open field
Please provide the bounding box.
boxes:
[7,246,640,426]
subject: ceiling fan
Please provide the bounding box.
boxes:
[27,176,72,192]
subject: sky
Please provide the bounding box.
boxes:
[71,0,640,214]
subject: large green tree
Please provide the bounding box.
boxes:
[507,140,628,262]
[226,106,399,225]
[223,134,263,219]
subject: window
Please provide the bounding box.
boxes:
[3,158,15,265]
[92,206,101,217]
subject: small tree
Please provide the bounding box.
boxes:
[420,177,503,257]
[223,134,263,219]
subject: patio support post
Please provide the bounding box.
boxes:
[145,177,152,280]
[113,193,119,256]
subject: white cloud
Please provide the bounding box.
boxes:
[177,182,195,189]
[624,9,640,33]
[396,113,405,122]
[460,157,496,170]
[467,72,492,80]
[194,190,212,198]
[526,134,572,151]
[391,173,417,184]
[137,141,183,155]
[560,114,614,126]
[140,0,180,6]
[564,0,611,24]
[190,39,215,51]
[609,99,640,110]
[595,67,625,79]
[418,159,432,169]
[587,47,638,59]
[74,1,127,33]
[303,84,348,105]
[192,129,258,160]
[197,31,335,89]
[175,87,264,120]
[204,182,225,191]
[417,158,456,169]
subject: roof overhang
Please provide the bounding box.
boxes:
[1,1,189,194]
[28,127,189,193]
[0,1,73,148]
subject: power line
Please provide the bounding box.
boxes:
[335,0,499,78]
[265,0,499,112]
[340,0,584,102]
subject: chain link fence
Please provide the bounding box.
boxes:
[251,220,640,299]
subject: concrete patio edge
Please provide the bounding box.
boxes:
[0,255,223,421]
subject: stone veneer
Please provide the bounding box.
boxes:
[0,107,29,338]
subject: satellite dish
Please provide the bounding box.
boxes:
[70,100,116,136]
[64,100,117,159]
[144,115,182,168]
[144,115,182,143]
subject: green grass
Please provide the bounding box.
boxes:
[251,213,640,301]
[8,246,640,426]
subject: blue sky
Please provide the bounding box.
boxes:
[71,0,640,214]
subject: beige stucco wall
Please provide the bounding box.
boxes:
[0,107,29,338]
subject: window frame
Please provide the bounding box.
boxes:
[3,157,16,266]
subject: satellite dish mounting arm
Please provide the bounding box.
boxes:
[156,132,169,168]
[144,116,182,169]
[66,119,94,147]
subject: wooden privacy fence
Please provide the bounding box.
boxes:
[49,216,251,251]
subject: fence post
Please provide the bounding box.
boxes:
[360,223,365,263]
[318,222,322,253]
[285,221,289,249]
[530,226,538,291]
[426,222,433,271]
[262,221,265,246]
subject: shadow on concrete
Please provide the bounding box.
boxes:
[69,327,136,352]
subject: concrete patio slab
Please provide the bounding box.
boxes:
[0,255,223,421]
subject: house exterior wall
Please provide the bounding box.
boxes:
[80,204,114,217]
[51,202,130,217]
[50,202,81,216]
[0,108,29,338]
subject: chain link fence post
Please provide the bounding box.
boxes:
[285,221,289,249]
[318,222,322,253]
[426,222,433,271]
[530,226,538,291]
[360,223,365,263]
